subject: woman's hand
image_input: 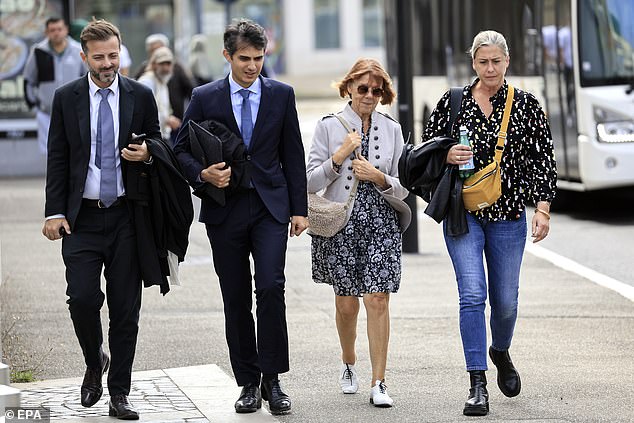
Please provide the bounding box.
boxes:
[446,144,473,165]
[352,153,388,189]
[332,130,362,165]
[531,202,551,243]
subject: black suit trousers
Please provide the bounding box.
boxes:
[62,203,141,396]
[205,190,290,386]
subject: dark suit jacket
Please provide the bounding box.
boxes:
[45,75,162,230]
[174,75,307,225]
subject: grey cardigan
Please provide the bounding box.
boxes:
[306,103,411,231]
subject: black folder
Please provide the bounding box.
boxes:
[188,120,225,206]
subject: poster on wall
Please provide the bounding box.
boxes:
[0,0,65,119]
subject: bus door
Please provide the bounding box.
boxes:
[542,0,580,182]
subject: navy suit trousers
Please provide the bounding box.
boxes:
[205,189,290,385]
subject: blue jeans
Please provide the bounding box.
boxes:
[443,212,527,371]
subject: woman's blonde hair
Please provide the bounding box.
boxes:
[469,30,509,59]
[335,58,396,105]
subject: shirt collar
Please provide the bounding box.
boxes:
[88,73,120,98]
[469,78,508,103]
[228,73,261,96]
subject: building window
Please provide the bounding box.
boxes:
[363,0,384,47]
[314,0,340,49]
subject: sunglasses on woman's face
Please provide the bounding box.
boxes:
[356,85,384,97]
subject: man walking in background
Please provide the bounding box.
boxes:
[138,46,181,142]
[23,17,85,156]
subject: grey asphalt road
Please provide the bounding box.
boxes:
[1,98,633,422]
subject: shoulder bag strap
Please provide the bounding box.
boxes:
[448,87,463,136]
[493,85,515,163]
[332,113,359,204]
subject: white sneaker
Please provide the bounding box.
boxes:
[339,363,358,394]
[370,380,393,407]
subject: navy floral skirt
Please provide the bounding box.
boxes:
[311,182,402,296]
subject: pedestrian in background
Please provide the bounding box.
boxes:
[188,34,215,86]
[23,17,85,156]
[422,30,556,416]
[133,33,193,143]
[174,18,308,415]
[41,18,163,420]
[138,46,181,142]
[306,58,410,408]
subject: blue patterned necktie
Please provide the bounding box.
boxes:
[96,88,117,207]
[239,89,253,147]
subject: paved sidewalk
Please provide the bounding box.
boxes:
[17,364,275,422]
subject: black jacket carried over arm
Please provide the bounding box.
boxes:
[125,137,194,294]
[398,136,468,236]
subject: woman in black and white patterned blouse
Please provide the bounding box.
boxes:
[423,30,556,417]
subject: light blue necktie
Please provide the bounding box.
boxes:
[239,89,253,147]
[96,88,117,207]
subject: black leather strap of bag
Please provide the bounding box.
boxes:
[448,87,463,136]
[332,113,358,206]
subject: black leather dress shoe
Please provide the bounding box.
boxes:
[235,383,261,413]
[108,394,139,420]
[261,378,291,415]
[489,346,521,397]
[80,351,110,407]
[463,370,489,416]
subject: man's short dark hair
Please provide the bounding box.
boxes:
[45,17,65,29]
[79,18,121,53]
[223,19,267,57]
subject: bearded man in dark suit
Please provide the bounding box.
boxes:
[42,19,162,420]
[174,18,308,416]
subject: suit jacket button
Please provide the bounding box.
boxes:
[345,185,350,190]
[374,126,378,130]
[375,165,379,169]
[347,175,352,180]
[374,136,379,140]
[375,155,380,159]
[348,166,353,170]
[374,145,379,150]
[246,155,251,160]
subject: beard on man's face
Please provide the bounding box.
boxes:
[89,65,118,84]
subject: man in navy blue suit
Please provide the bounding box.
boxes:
[174,19,308,415]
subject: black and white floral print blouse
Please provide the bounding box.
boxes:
[423,80,557,221]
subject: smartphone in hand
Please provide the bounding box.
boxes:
[130,133,146,145]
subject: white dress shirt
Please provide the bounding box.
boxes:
[84,73,125,200]
[229,73,261,131]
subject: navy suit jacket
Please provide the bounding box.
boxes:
[45,75,161,229]
[174,75,307,225]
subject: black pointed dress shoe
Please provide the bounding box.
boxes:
[463,370,489,416]
[80,351,110,407]
[235,383,262,413]
[108,394,139,420]
[489,346,521,397]
[261,378,291,415]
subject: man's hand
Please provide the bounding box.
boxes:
[121,140,150,162]
[42,218,70,241]
[289,216,308,237]
[201,162,232,188]
[167,115,182,130]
